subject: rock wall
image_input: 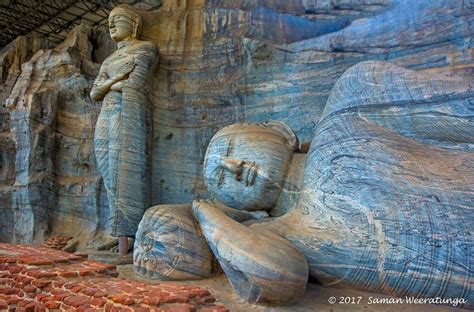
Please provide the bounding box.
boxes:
[0,0,472,243]
[145,0,473,205]
[0,25,114,244]
[0,36,54,242]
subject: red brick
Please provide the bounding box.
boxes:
[38,271,57,278]
[52,258,69,264]
[78,287,94,297]
[71,286,84,293]
[7,296,21,305]
[110,295,135,306]
[25,270,42,278]
[52,279,67,287]
[52,293,68,301]
[90,298,107,307]
[35,294,49,301]
[194,289,211,297]
[0,244,226,311]
[24,301,37,312]
[0,287,20,295]
[59,271,78,278]
[92,290,108,298]
[63,296,90,308]
[17,299,32,307]
[76,304,92,311]
[139,297,161,305]
[161,295,189,304]
[162,304,196,312]
[133,308,150,312]
[18,257,53,266]
[34,303,46,312]
[44,301,60,309]
[31,279,51,288]
[23,284,37,293]
[7,265,22,274]
[78,269,93,277]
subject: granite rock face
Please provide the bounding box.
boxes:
[145,0,473,206]
[1,0,473,244]
[0,36,54,242]
[193,61,472,306]
[293,61,473,304]
[1,25,114,244]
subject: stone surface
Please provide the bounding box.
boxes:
[0,35,54,243]
[203,121,298,211]
[193,199,308,305]
[0,243,227,311]
[1,0,472,245]
[146,0,473,206]
[1,24,113,245]
[92,4,159,238]
[195,61,472,307]
[289,61,473,303]
[134,204,217,280]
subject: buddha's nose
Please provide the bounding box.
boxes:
[220,157,244,175]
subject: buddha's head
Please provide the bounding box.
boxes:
[203,121,298,211]
[108,4,142,42]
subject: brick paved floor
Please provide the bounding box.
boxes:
[0,244,227,312]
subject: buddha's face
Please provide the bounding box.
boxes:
[203,124,295,211]
[109,14,134,42]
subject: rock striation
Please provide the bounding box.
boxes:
[1,25,113,244]
[0,0,472,247]
[190,61,473,307]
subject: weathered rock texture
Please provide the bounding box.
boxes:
[202,61,471,307]
[291,61,473,305]
[1,0,473,244]
[193,199,308,305]
[0,36,54,242]
[1,25,113,244]
[189,60,472,306]
[91,5,159,237]
[146,0,473,206]
[134,204,216,280]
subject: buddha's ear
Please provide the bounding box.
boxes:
[264,121,299,151]
[133,20,139,39]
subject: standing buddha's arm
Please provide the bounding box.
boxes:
[91,60,136,101]
[120,42,158,91]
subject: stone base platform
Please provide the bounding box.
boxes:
[85,249,134,265]
[0,243,227,311]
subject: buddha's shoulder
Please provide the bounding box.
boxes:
[127,40,158,55]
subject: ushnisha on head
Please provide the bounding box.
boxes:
[108,4,142,42]
[203,121,298,211]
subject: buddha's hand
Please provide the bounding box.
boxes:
[114,59,136,82]
[110,80,124,92]
[193,199,268,223]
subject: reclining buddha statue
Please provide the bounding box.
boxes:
[135,61,473,307]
